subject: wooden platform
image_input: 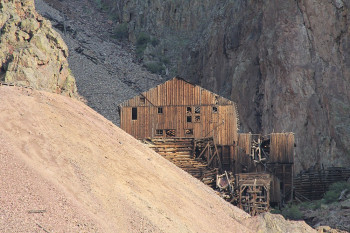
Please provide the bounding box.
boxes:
[143,138,218,187]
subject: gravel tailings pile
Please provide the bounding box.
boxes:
[0,87,315,232]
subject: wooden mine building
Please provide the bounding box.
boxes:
[119,77,294,214]
[119,77,239,145]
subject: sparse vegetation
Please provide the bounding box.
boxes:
[135,32,151,57]
[270,208,282,214]
[93,0,109,11]
[112,23,128,40]
[323,181,350,204]
[144,62,164,74]
[281,204,303,220]
[298,200,322,210]
[136,32,151,46]
[272,181,350,223]
[151,38,160,47]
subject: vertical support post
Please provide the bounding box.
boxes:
[230,145,234,173]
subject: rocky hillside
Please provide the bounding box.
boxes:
[0,0,77,96]
[109,0,350,172]
[0,86,315,232]
[34,0,163,124]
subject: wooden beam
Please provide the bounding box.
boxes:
[197,142,209,159]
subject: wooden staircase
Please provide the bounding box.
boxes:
[143,138,217,187]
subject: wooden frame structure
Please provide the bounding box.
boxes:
[119,77,239,145]
[233,133,294,204]
[119,77,295,214]
[235,173,271,216]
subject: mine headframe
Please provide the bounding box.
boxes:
[216,171,272,216]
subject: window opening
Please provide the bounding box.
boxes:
[185,129,193,136]
[186,106,192,114]
[165,129,176,137]
[158,107,163,114]
[195,115,201,122]
[140,96,145,104]
[132,107,137,120]
[214,96,219,105]
[187,116,192,123]
[195,106,201,114]
[213,106,218,113]
[156,129,163,135]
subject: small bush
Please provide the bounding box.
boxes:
[136,32,151,46]
[161,57,170,65]
[135,32,151,57]
[270,208,282,214]
[281,205,303,220]
[299,200,322,210]
[113,23,128,40]
[324,190,339,203]
[150,38,160,46]
[136,44,147,58]
[323,181,350,204]
[144,62,164,74]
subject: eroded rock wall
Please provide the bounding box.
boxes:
[112,0,350,171]
[0,0,77,96]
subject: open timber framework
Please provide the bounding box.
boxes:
[119,77,297,215]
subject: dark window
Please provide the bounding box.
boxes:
[158,107,163,114]
[195,115,201,122]
[195,106,201,114]
[187,116,192,123]
[140,97,145,104]
[186,107,192,114]
[132,107,137,120]
[213,106,218,113]
[214,96,219,105]
[165,129,176,137]
[185,129,193,136]
[156,129,163,135]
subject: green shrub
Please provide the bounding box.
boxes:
[323,181,350,204]
[328,181,350,193]
[281,205,303,220]
[136,32,151,46]
[135,32,151,57]
[150,38,160,46]
[161,57,170,65]
[324,190,339,203]
[144,62,164,74]
[113,23,128,40]
[135,44,147,57]
[270,208,282,214]
[299,200,322,210]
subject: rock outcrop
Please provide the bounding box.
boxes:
[109,0,350,172]
[0,0,77,96]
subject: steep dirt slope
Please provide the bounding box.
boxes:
[0,86,314,232]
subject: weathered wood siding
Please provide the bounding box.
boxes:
[232,133,265,174]
[120,78,238,145]
[270,133,294,163]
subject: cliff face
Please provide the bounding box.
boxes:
[113,0,350,171]
[0,0,77,96]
